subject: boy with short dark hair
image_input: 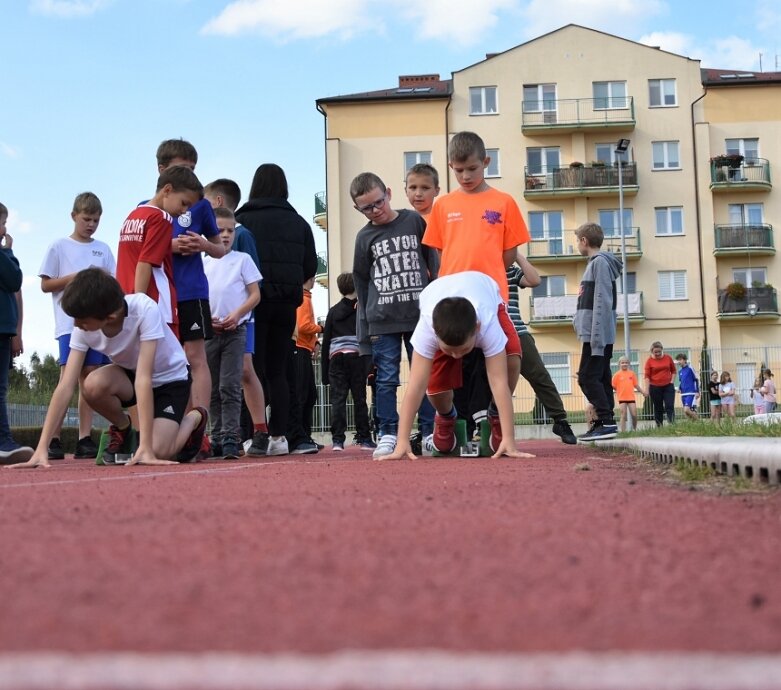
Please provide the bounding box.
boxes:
[39,191,116,460]
[322,272,374,451]
[573,222,622,442]
[351,171,438,459]
[377,271,534,461]
[405,163,440,217]
[8,268,207,468]
[675,353,700,420]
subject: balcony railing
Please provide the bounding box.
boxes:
[522,97,635,132]
[314,192,327,230]
[710,158,771,191]
[717,287,778,318]
[525,163,638,198]
[315,251,328,288]
[527,228,642,262]
[529,291,644,324]
[714,224,775,255]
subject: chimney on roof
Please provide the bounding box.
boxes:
[486,53,499,59]
[398,74,440,88]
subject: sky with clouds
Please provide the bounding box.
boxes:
[2,0,780,366]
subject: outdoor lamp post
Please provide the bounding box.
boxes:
[616,138,631,359]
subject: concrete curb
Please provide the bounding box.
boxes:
[599,437,781,486]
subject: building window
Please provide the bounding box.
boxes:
[526,147,560,175]
[728,203,763,225]
[652,141,680,169]
[649,78,677,107]
[598,208,633,237]
[532,275,566,297]
[403,151,432,173]
[470,86,498,115]
[658,270,687,300]
[655,207,684,235]
[541,352,571,395]
[529,211,564,254]
[593,81,627,109]
[726,138,759,163]
[733,267,767,287]
[617,271,637,294]
[523,84,557,122]
[486,148,500,177]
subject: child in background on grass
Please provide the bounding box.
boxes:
[707,371,721,422]
[405,163,440,218]
[761,369,776,413]
[718,371,736,419]
[39,192,116,461]
[8,268,207,469]
[752,376,766,416]
[203,208,261,459]
[611,356,644,432]
[675,353,700,420]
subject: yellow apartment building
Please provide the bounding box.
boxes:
[315,24,780,412]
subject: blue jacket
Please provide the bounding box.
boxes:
[0,248,22,336]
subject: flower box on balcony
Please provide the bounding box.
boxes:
[711,154,744,168]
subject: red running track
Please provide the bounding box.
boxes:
[0,440,780,688]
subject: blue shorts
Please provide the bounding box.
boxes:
[681,394,696,409]
[58,334,111,368]
[245,319,255,355]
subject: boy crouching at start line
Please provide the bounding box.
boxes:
[377,271,534,461]
[8,268,207,468]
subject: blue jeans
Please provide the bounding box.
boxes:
[370,332,434,437]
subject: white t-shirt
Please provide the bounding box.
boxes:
[38,237,117,338]
[410,271,507,359]
[203,251,262,325]
[69,294,188,387]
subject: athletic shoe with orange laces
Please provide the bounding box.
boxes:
[432,412,457,453]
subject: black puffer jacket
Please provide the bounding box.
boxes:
[235,197,317,306]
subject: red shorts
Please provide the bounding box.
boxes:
[428,303,521,395]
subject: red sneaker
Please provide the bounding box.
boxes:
[433,413,457,453]
[177,407,208,462]
[196,434,212,461]
[488,414,502,453]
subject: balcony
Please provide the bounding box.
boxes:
[524,163,638,199]
[717,287,779,320]
[314,191,327,230]
[526,228,642,263]
[315,251,328,288]
[529,292,644,327]
[710,158,771,193]
[521,97,635,134]
[713,224,775,256]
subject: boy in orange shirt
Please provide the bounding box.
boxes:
[611,356,644,431]
[422,131,530,442]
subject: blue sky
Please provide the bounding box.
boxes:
[2,0,780,366]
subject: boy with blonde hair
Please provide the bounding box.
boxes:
[405,163,440,218]
[611,356,644,431]
[39,192,116,460]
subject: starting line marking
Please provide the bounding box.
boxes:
[1,650,781,690]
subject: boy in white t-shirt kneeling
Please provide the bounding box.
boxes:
[377,271,534,461]
[8,268,207,468]
[203,208,262,459]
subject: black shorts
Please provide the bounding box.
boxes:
[178,299,214,343]
[120,369,192,423]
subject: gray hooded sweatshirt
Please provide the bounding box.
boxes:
[573,250,623,356]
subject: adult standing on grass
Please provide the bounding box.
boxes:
[643,341,675,427]
[235,164,318,457]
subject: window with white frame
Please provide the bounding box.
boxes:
[470,86,498,114]
[486,148,500,177]
[655,206,684,235]
[649,78,677,107]
[652,141,680,169]
[532,275,566,297]
[541,352,571,394]
[595,143,621,165]
[658,270,687,300]
[726,138,759,164]
[526,147,560,175]
[593,81,627,109]
[598,208,633,237]
[728,203,763,225]
[528,211,564,254]
[403,151,432,173]
[733,267,767,288]
[617,271,637,294]
[523,84,556,112]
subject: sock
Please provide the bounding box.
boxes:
[441,406,457,419]
[254,422,268,433]
[487,401,499,418]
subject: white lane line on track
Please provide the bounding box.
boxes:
[1,651,781,690]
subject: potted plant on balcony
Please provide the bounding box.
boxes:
[569,161,584,168]
[725,282,746,300]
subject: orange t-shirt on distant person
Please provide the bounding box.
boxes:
[295,288,322,352]
[423,187,529,302]
[612,369,639,402]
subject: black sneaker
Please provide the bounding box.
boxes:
[409,431,422,455]
[222,441,241,459]
[577,422,618,442]
[308,437,325,451]
[552,420,577,445]
[290,440,319,455]
[48,437,65,460]
[247,430,269,456]
[74,436,99,459]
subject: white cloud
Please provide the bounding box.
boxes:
[639,31,763,71]
[30,0,111,18]
[0,141,20,159]
[201,0,370,40]
[395,0,518,44]
[756,0,781,35]
[6,209,34,236]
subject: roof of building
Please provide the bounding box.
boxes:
[702,68,781,86]
[316,74,452,105]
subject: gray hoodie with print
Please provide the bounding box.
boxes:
[573,250,623,356]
